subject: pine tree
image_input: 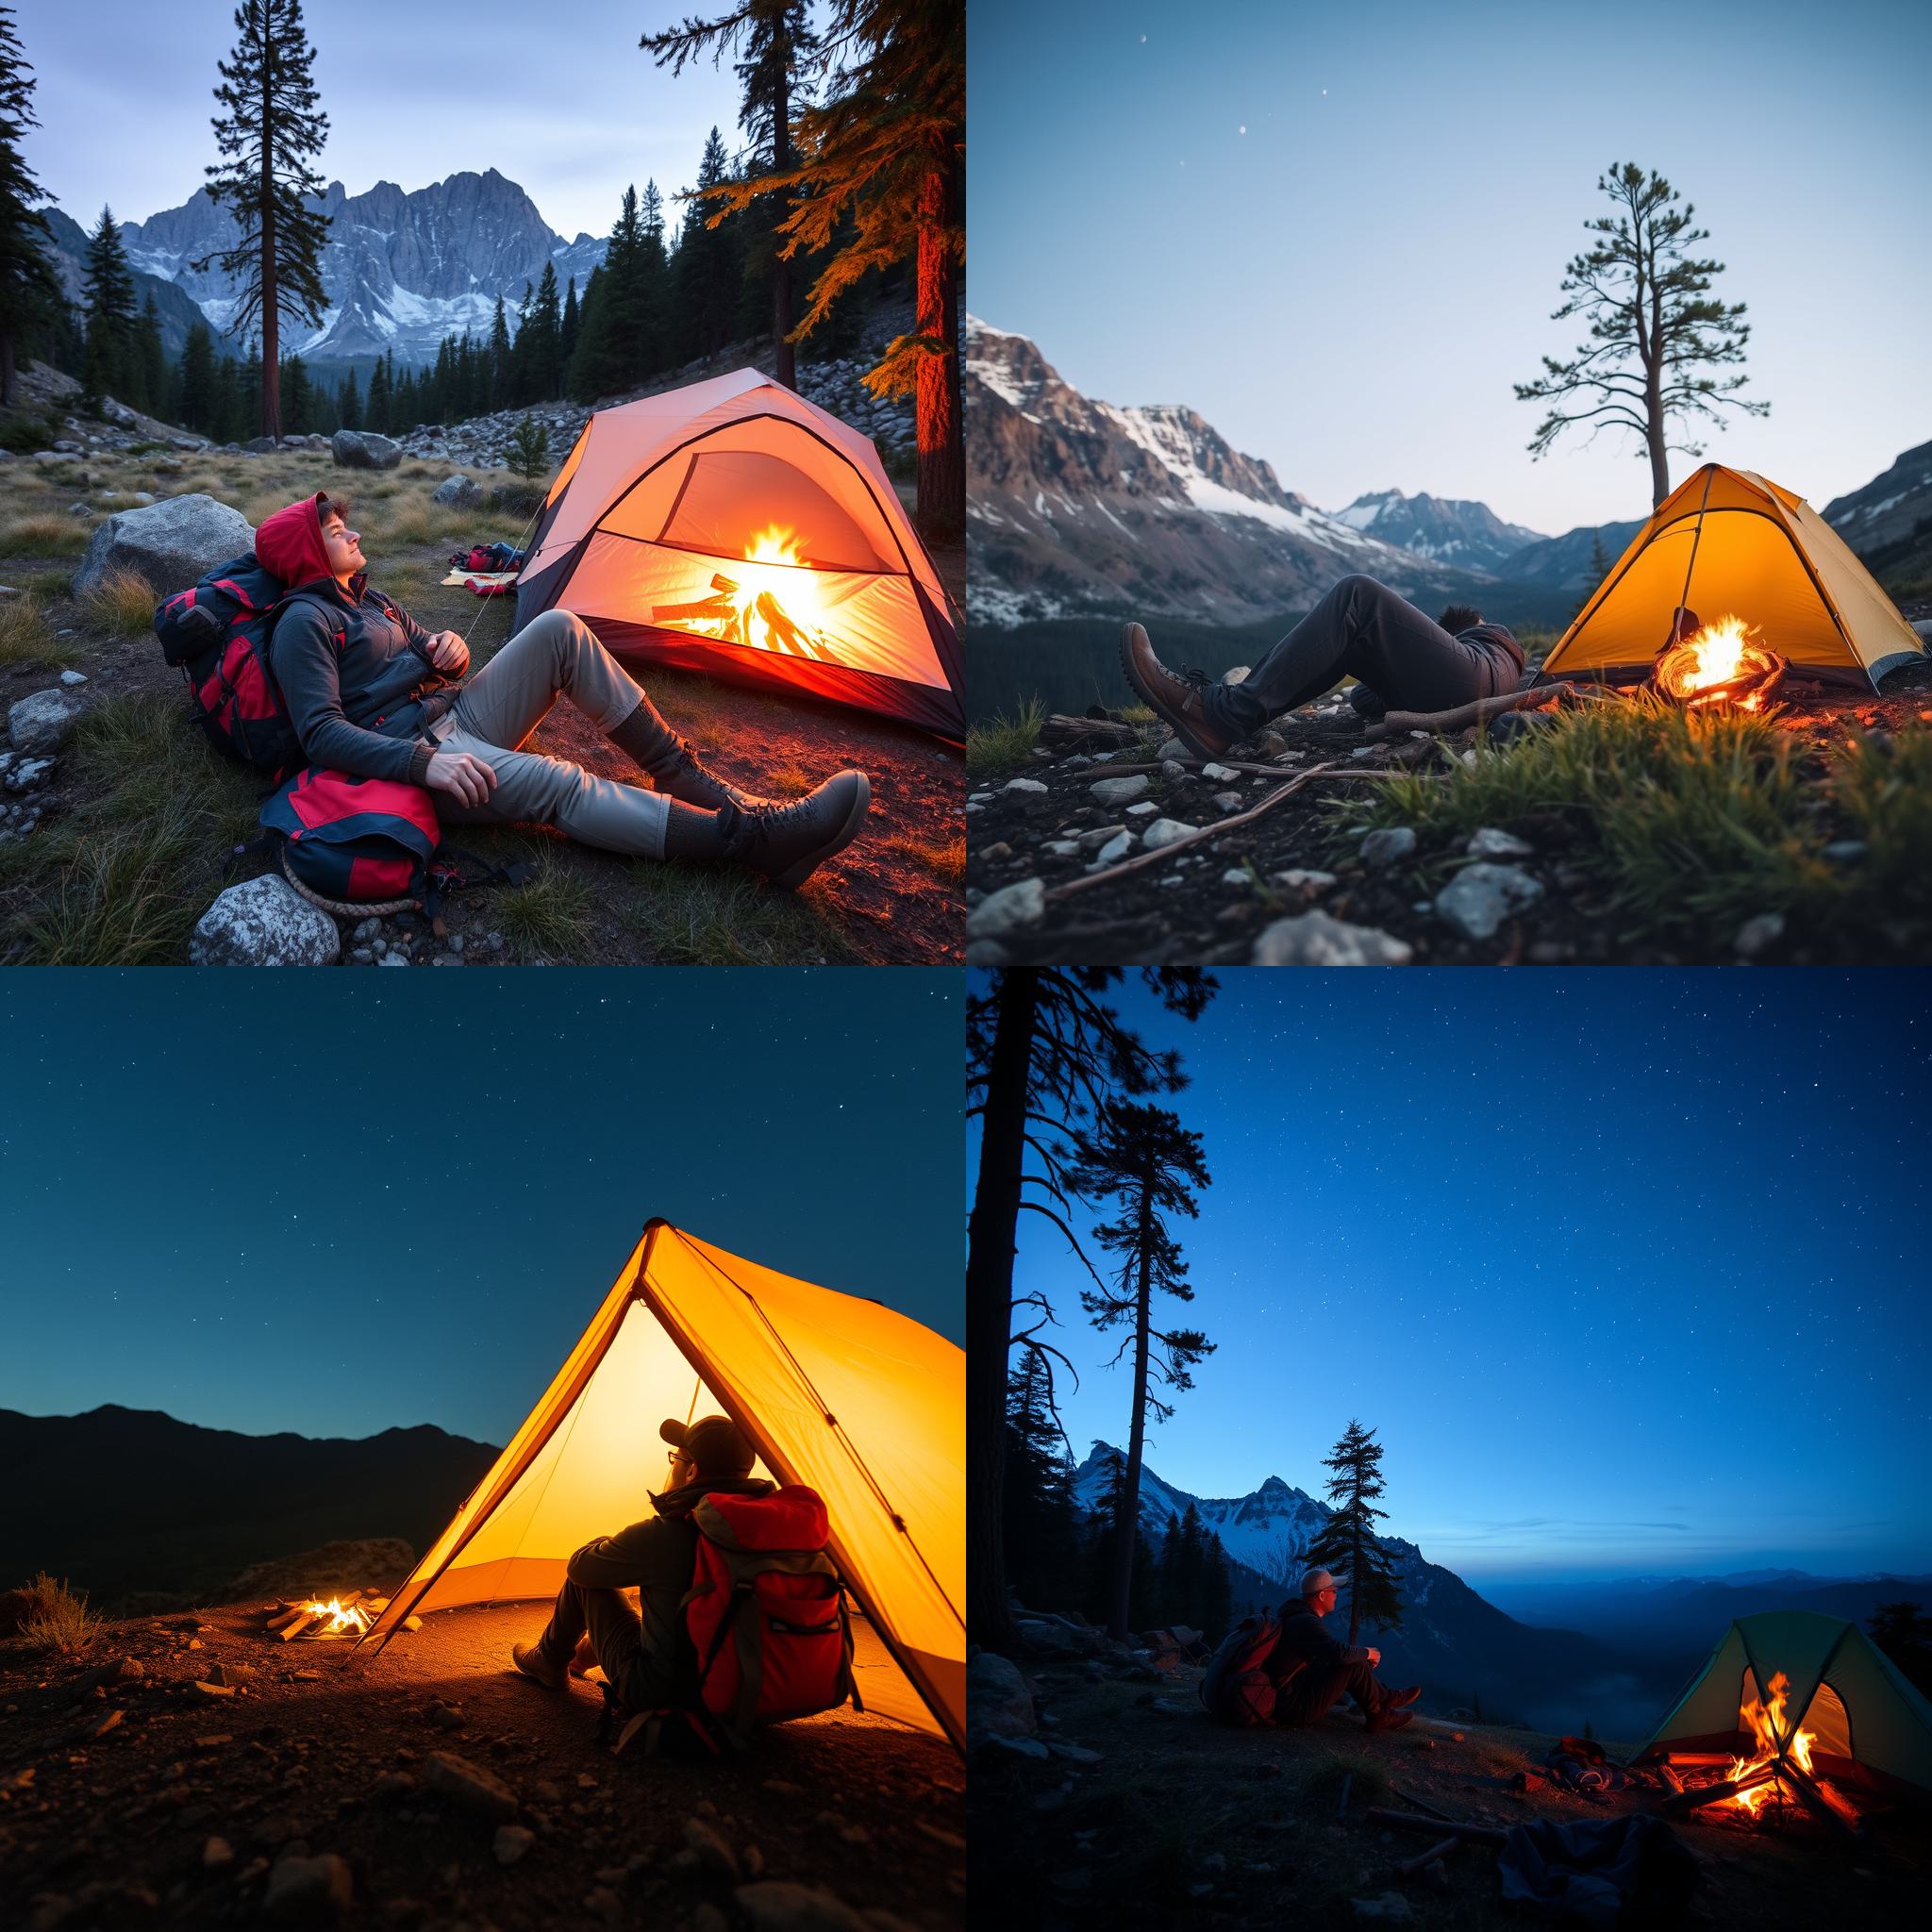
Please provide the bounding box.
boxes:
[1081,1450,1156,1635]
[559,275,579,375]
[176,320,217,432]
[675,129,741,365]
[601,185,648,390]
[134,291,166,414]
[1001,1349,1080,1612]
[635,182,670,379]
[0,4,61,407]
[518,259,562,402]
[699,0,964,538]
[1200,1528,1233,1641]
[337,366,359,429]
[488,292,512,408]
[563,263,605,403]
[642,1,814,390]
[965,967,1216,1654]
[211,351,245,442]
[1304,1421,1404,1645]
[1516,162,1768,508]
[363,351,389,433]
[1073,1100,1214,1644]
[279,352,310,433]
[508,414,550,483]
[79,206,138,414]
[197,0,331,441]
[1574,526,1615,621]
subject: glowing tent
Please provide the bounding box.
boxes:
[353,1222,964,1753]
[1539,464,1926,692]
[1636,1610,1932,1804]
[511,371,965,741]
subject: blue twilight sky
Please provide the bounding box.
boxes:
[967,0,1932,536]
[0,970,958,1445]
[14,0,755,246]
[974,970,1932,1586]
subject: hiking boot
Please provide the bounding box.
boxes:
[1364,1706,1414,1733]
[1385,1683,1422,1709]
[608,696,760,810]
[1346,682,1388,723]
[511,1641,565,1690]
[1119,622,1237,761]
[720,770,871,889]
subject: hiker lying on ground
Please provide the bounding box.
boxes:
[257,491,871,889]
[1120,575,1526,760]
[1266,1567,1421,1732]
[512,1415,772,1709]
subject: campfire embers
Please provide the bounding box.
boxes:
[1659,1671,1865,1837]
[262,1590,387,1641]
[653,525,834,660]
[1651,614,1789,712]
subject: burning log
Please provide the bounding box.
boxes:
[1650,615,1789,711]
[276,1610,324,1643]
[1654,1762,1684,1794]
[1660,1765,1780,1815]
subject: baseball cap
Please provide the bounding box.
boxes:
[659,1413,755,1479]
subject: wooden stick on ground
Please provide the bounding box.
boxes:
[1043,761,1342,903]
[1654,1762,1684,1794]
[1364,1807,1508,1846]
[1396,1837,1464,1878]
[1390,1783,1457,1822]
[1365,683,1595,741]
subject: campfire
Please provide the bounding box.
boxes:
[653,525,833,661]
[262,1590,392,1641]
[1659,1671,1866,1835]
[1651,614,1789,712]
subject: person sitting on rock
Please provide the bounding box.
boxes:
[258,491,871,889]
[1266,1568,1421,1732]
[1120,577,1525,758]
[511,1415,771,1709]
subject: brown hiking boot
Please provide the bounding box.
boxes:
[1386,1684,1422,1709]
[511,1641,564,1690]
[1119,623,1236,761]
[1364,1706,1414,1733]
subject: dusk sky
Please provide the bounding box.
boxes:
[1,970,958,1446]
[975,971,1931,1586]
[16,1,750,247]
[968,0,1932,536]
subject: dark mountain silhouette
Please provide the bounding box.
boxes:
[0,1406,499,1609]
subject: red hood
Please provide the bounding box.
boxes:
[256,493,336,588]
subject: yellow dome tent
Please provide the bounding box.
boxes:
[353,1222,964,1753]
[1539,463,1926,691]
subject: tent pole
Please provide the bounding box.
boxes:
[1672,467,1717,648]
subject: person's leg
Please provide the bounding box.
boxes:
[1274,1662,1353,1726]
[577,1586,646,1694]
[531,1577,591,1664]
[1211,576,1507,734]
[434,723,674,858]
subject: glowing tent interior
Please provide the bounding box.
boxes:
[1636,1610,1932,1805]
[510,371,965,741]
[353,1222,965,1753]
[1539,464,1926,692]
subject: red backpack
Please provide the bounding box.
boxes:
[680,1486,858,1746]
[1199,1613,1287,1726]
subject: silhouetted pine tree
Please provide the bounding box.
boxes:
[197,0,331,441]
[1074,1100,1214,1644]
[336,367,359,429]
[0,3,61,407]
[675,128,741,364]
[364,350,389,432]
[1304,1420,1405,1645]
[563,264,604,403]
[559,275,579,375]
[1201,1528,1233,1640]
[488,293,512,409]
[175,321,217,431]
[279,352,310,433]
[1082,1450,1156,1634]
[1001,1349,1080,1611]
[79,207,138,413]
[635,182,671,379]
[515,259,562,403]
[133,292,166,414]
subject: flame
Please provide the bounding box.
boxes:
[1654,614,1778,712]
[1724,1671,1816,1818]
[652,525,834,660]
[302,1597,372,1637]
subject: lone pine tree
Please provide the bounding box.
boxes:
[79,207,139,414]
[1304,1419,1404,1645]
[1517,161,1767,509]
[197,0,331,442]
[1074,1100,1214,1644]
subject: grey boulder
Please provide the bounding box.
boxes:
[1253,910,1413,966]
[189,875,341,967]
[967,1651,1035,1753]
[432,474,480,508]
[72,493,255,598]
[1435,862,1543,941]
[9,689,81,755]
[331,428,403,471]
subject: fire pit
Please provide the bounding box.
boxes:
[262,1591,396,1641]
[1659,1671,1865,1835]
[653,524,833,660]
[1650,614,1789,712]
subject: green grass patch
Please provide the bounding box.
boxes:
[618,865,851,965]
[10,1572,104,1655]
[1,513,90,557]
[966,694,1045,782]
[75,566,157,637]
[0,594,82,668]
[879,830,966,883]
[495,858,597,958]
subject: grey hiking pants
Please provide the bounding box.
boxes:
[1208,575,1520,734]
[428,608,672,858]
[534,1578,688,1713]
[1274,1657,1390,1726]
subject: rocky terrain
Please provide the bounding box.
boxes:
[0,1600,962,1932]
[964,647,1932,966]
[1824,439,1932,599]
[1329,491,1547,574]
[967,1629,1924,1932]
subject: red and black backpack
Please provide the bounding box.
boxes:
[152,553,324,781]
[1199,1612,1286,1727]
[258,767,442,908]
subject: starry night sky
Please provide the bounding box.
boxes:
[2,970,958,1447]
[978,970,1931,1585]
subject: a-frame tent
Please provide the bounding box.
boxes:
[353,1222,964,1753]
[1539,463,1926,692]
[511,370,966,741]
[1635,1609,1932,1804]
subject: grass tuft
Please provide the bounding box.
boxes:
[495,858,596,958]
[2,513,91,557]
[12,1572,103,1655]
[879,830,966,883]
[619,865,851,965]
[966,694,1045,782]
[75,566,158,638]
[0,593,82,668]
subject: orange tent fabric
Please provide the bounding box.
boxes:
[1541,463,1925,691]
[512,371,965,741]
[354,1222,964,1751]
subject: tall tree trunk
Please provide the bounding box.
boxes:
[258,64,281,443]
[1643,245,1668,508]
[1108,1178,1155,1643]
[771,57,794,391]
[913,155,962,542]
[965,970,1039,1652]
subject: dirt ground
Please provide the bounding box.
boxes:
[0,1602,963,1930]
[971,1659,1927,1931]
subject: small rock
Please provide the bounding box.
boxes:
[1221,868,1250,887]
[1160,758,1187,779]
[1359,826,1416,868]
[352,917,380,942]
[190,875,341,967]
[1090,774,1150,807]
[262,1851,353,1920]
[1140,817,1194,850]
[1254,911,1413,966]
[420,1750,517,1820]
[1435,862,1543,941]
[493,1824,536,1867]
[1124,800,1158,817]
[1734,911,1785,958]
[432,475,479,508]
[685,1816,741,1880]
[1467,825,1532,859]
[1273,868,1337,896]
[1000,776,1048,795]
[1211,790,1243,811]
[978,841,1012,861]
[1154,738,1186,761]
[1042,839,1079,858]
[733,1881,870,1932]
[59,670,88,687]
[9,690,81,756]
[1348,1895,1414,1925]
[1091,832,1133,867]
[965,876,1045,939]
[1198,762,1239,781]
[1822,840,1867,865]
[191,1679,236,1699]
[203,1837,234,1870]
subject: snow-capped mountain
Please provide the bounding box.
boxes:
[109,169,606,364]
[1331,488,1547,573]
[966,317,1490,627]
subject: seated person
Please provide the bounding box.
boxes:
[511,1415,771,1711]
[1267,1568,1421,1732]
[1120,576,1525,758]
[260,491,869,890]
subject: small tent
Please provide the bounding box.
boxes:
[1540,463,1926,692]
[1636,1610,1932,1804]
[511,371,965,741]
[353,1222,964,1753]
